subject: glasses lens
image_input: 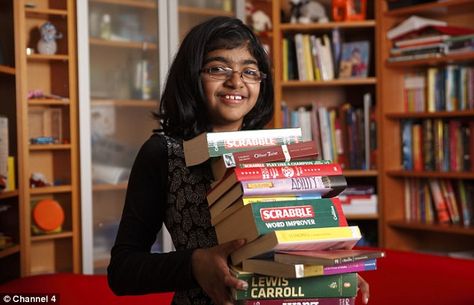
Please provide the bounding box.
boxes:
[241,69,263,83]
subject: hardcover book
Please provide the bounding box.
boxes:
[210,141,320,181]
[208,175,347,220]
[215,197,348,244]
[230,226,362,265]
[207,163,343,205]
[338,41,370,78]
[242,258,377,278]
[230,266,358,300]
[236,297,355,305]
[183,128,303,166]
[274,249,385,266]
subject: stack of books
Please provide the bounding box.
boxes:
[183,128,384,304]
[386,15,474,62]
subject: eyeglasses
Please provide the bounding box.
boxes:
[201,66,267,84]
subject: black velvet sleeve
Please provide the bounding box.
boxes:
[107,134,199,295]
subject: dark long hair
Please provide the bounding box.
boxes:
[156,16,274,140]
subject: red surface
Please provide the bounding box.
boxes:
[1,248,473,305]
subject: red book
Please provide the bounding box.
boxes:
[428,179,450,223]
[210,141,319,181]
[207,163,342,205]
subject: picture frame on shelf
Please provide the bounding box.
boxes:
[339,41,370,78]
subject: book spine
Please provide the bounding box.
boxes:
[237,297,355,305]
[228,141,319,166]
[242,175,347,198]
[322,259,377,275]
[235,163,342,180]
[207,129,303,157]
[232,273,358,300]
[239,160,331,168]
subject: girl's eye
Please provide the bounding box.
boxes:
[243,69,258,76]
[208,66,229,74]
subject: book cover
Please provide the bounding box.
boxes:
[236,297,355,305]
[183,128,303,166]
[387,16,447,40]
[339,41,370,78]
[210,141,320,181]
[242,258,377,278]
[215,197,348,244]
[207,163,342,206]
[230,226,362,265]
[230,267,358,300]
[274,249,385,266]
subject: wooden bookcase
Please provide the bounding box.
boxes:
[12,0,80,275]
[378,0,474,252]
[0,0,22,283]
[270,0,381,246]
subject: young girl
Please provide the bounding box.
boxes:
[107,16,369,305]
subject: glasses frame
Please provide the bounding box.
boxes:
[200,66,267,84]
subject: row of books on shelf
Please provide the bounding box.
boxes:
[0,117,15,192]
[283,30,370,81]
[404,178,473,227]
[182,127,384,303]
[401,119,474,172]
[281,94,376,170]
[404,65,474,112]
[387,16,474,62]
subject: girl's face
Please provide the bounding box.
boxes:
[201,46,261,132]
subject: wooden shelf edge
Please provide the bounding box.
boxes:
[90,0,157,9]
[29,144,72,150]
[0,65,16,75]
[0,190,19,199]
[343,170,378,177]
[386,170,474,179]
[93,182,128,191]
[0,245,20,259]
[28,98,70,105]
[388,220,474,236]
[178,6,233,17]
[282,77,377,87]
[89,38,157,50]
[29,185,73,194]
[280,20,376,31]
[25,7,68,16]
[386,110,474,119]
[31,231,74,242]
[27,54,69,61]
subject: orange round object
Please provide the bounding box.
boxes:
[33,199,65,232]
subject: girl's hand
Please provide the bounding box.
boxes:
[358,274,370,304]
[192,239,247,305]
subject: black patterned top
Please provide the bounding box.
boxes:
[107,133,217,305]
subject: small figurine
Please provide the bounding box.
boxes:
[30,172,52,188]
[290,0,328,24]
[332,0,367,21]
[245,3,272,33]
[37,22,63,55]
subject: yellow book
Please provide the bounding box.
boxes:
[231,226,362,265]
[282,37,289,82]
[302,34,314,81]
[7,156,15,191]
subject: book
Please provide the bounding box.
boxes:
[274,249,385,266]
[242,258,377,278]
[209,175,347,219]
[183,128,303,166]
[208,162,342,206]
[236,297,355,305]
[230,226,362,265]
[0,116,8,192]
[387,15,446,40]
[211,194,322,226]
[230,266,358,300]
[210,141,319,181]
[214,197,348,244]
[338,41,370,78]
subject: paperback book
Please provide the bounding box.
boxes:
[274,249,386,266]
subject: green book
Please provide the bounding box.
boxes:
[230,266,358,300]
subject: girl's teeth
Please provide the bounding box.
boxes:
[225,95,242,100]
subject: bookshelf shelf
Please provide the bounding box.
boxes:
[0,65,15,75]
[386,110,474,119]
[27,54,69,61]
[388,220,474,236]
[385,52,474,68]
[31,231,74,242]
[91,99,157,107]
[89,38,157,50]
[178,6,233,17]
[346,214,378,220]
[0,190,19,199]
[90,0,157,9]
[343,170,378,177]
[0,245,20,259]
[28,99,70,106]
[386,170,474,179]
[282,78,377,87]
[384,0,474,17]
[92,182,128,192]
[25,8,68,16]
[29,185,73,195]
[29,144,72,151]
[280,20,376,31]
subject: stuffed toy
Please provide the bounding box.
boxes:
[37,22,63,55]
[246,3,272,33]
[290,0,328,24]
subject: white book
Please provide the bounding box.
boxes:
[0,116,8,191]
[363,93,371,170]
[294,33,307,81]
[318,107,333,161]
[387,15,446,40]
